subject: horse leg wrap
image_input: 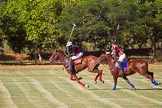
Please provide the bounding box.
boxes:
[79,81,85,87]
[152,80,159,86]
[94,73,100,82]
[70,76,77,81]
[129,82,135,88]
[94,77,97,82]
[99,72,102,81]
[112,86,116,90]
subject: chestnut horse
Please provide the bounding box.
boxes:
[48,50,104,87]
[99,52,160,90]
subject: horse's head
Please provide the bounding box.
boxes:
[48,50,66,64]
[48,50,59,64]
[98,52,107,64]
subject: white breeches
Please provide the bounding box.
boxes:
[71,52,83,60]
[118,53,126,62]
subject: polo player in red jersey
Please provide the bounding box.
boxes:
[65,41,83,75]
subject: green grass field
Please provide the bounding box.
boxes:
[0,64,162,108]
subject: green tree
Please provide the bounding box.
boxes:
[1,0,162,60]
[1,0,63,63]
[58,0,112,50]
[121,0,162,57]
[0,0,8,48]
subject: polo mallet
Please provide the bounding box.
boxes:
[68,24,76,42]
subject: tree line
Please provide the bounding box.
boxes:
[0,0,162,63]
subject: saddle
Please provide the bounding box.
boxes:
[65,58,82,69]
[115,61,128,71]
[74,58,82,64]
[65,58,82,75]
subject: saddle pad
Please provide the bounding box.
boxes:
[122,62,128,71]
[74,58,82,64]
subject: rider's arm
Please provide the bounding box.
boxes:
[111,46,116,55]
[65,47,70,54]
[111,45,119,57]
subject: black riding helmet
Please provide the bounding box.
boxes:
[112,40,117,45]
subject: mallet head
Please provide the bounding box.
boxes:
[73,24,76,27]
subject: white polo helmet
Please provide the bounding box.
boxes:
[66,41,73,47]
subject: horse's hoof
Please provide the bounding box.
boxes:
[112,86,116,90]
[152,80,159,86]
[129,83,135,88]
[70,78,76,81]
[78,77,82,80]
[94,81,97,84]
[100,80,104,83]
[85,85,89,88]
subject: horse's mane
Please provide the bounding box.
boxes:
[102,52,117,63]
[103,52,115,59]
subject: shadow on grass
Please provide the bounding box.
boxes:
[135,88,162,90]
[88,88,113,90]
[88,87,162,91]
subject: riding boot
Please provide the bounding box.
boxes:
[69,59,76,75]
[117,61,125,77]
